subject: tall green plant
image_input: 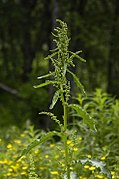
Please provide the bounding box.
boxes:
[18,20,111,179]
[34,19,86,178]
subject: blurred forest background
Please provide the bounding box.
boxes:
[0,0,119,129]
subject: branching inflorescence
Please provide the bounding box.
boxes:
[19,19,98,179]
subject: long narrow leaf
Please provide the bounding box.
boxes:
[33,81,57,89]
[67,70,86,95]
[37,72,54,80]
[69,104,96,131]
[49,90,60,109]
[17,131,60,160]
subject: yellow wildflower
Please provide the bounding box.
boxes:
[50,144,55,147]
[11,164,19,170]
[0,159,12,164]
[89,166,96,171]
[34,150,39,154]
[22,166,27,170]
[101,156,106,160]
[73,147,78,152]
[45,155,49,158]
[50,171,59,175]
[84,165,90,169]
[20,133,25,137]
[14,139,21,144]
[70,167,73,170]
[111,171,115,175]
[0,160,5,164]
[8,168,13,172]
[67,140,72,145]
[78,137,82,141]
[61,163,65,167]
[7,143,13,149]
[87,155,91,159]
[6,173,12,176]
[96,175,103,179]
[70,143,74,147]
[21,171,27,175]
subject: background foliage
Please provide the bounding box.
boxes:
[0,0,119,128]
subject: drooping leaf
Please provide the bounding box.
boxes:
[39,112,62,128]
[67,69,86,95]
[33,81,57,89]
[69,104,96,131]
[37,72,54,80]
[68,51,86,62]
[17,131,60,160]
[49,90,60,109]
[80,158,112,179]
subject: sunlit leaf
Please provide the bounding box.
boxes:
[49,90,60,109]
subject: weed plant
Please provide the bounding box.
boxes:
[17,20,112,178]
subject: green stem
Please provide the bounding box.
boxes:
[64,104,70,179]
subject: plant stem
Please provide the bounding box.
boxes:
[64,104,70,179]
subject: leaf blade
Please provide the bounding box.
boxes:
[69,104,96,131]
[17,131,60,160]
[67,70,86,95]
[33,81,57,89]
[49,90,60,109]
[37,72,54,80]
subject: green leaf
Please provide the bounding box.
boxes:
[37,72,54,80]
[67,70,86,95]
[17,131,60,160]
[69,104,96,131]
[33,81,57,89]
[44,51,58,60]
[49,90,60,109]
[69,51,86,62]
[80,158,112,179]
